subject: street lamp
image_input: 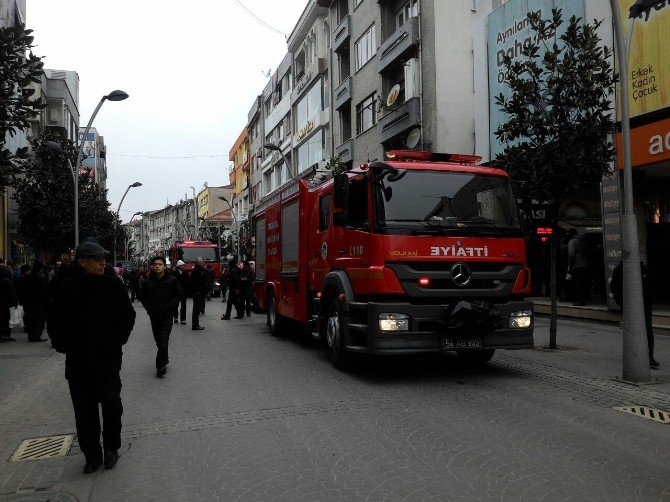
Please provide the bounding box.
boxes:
[264,143,293,179]
[76,89,129,242]
[114,182,142,264]
[609,0,663,383]
[218,196,239,260]
[43,141,79,248]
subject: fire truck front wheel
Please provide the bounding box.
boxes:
[266,290,284,336]
[326,298,351,370]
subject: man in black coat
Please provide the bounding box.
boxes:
[23,261,49,342]
[190,257,209,329]
[47,241,136,474]
[610,260,659,368]
[172,260,190,325]
[140,256,183,376]
[221,258,243,320]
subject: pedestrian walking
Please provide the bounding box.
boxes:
[126,267,140,302]
[0,264,18,342]
[241,260,254,316]
[47,240,136,474]
[139,256,183,376]
[190,257,209,329]
[221,258,244,320]
[220,263,229,303]
[567,229,591,306]
[173,260,190,325]
[23,261,48,342]
[610,260,659,368]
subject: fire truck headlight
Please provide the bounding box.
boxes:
[378,313,409,332]
[509,310,532,329]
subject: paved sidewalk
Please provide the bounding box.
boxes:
[0,301,668,501]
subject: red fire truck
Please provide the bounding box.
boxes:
[169,240,222,296]
[252,151,533,369]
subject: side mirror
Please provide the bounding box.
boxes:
[333,173,349,209]
[333,211,347,227]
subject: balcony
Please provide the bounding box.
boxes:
[332,15,350,54]
[334,77,352,111]
[335,139,354,164]
[379,97,421,145]
[378,16,420,73]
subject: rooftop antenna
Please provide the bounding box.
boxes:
[262,68,272,78]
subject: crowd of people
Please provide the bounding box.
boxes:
[0,239,257,475]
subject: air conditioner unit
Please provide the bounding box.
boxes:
[404,58,421,101]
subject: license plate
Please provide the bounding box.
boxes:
[441,338,482,350]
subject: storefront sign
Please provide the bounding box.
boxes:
[616,0,670,119]
[615,116,670,168]
[601,173,622,310]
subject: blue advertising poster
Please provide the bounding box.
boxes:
[78,132,96,168]
[488,0,585,159]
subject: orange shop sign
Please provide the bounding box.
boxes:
[616,117,670,168]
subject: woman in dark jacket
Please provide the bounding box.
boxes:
[0,264,18,341]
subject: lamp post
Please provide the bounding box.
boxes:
[125,211,142,265]
[75,89,129,246]
[609,0,663,382]
[264,143,292,179]
[218,196,239,260]
[114,182,142,264]
[190,186,199,239]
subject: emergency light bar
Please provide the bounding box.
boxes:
[386,150,482,165]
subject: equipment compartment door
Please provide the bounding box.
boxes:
[280,200,299,318]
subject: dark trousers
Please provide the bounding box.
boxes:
[192,294,205,327]
[0,309,10,338]
[150,316,173,369]
[225,290,243,318]
[174,296,186,323]
[68,377,122,462]
[24,305,46,341]
[645,304,655,359]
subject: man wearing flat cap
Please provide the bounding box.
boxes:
[48,240,136,474]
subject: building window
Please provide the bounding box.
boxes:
[295,79,323,135]
[396,0,419,29]
[355,25,376,72]
[296,131,325,174]
[356,93,377,135]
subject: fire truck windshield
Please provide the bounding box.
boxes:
[180,247,218,263]
[375,170,521,236]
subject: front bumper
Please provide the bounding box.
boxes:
[346,300,533,355]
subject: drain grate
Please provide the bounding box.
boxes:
[613,406,670,424]
[10,435,73,462]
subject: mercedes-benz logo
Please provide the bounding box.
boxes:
[451,262,471,287]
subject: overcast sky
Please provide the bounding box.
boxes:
[28,0,309,222]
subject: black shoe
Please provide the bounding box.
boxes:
[221,316,230,320]
[246,312,251,317]
[104,449,119,469]
[156,366,167,377]
[650,359,660,368]
[234,315,244,319]
[181,321,186,325]
[83,458,102,474]
[192,326,205,330]
[173,318,179,324]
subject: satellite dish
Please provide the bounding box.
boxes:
[406,127,421,149]
[387,84,401,108]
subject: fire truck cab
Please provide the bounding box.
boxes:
[169,240,222,295]
[253,151,533,369]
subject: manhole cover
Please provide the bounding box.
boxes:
[613,406,670,424]
[10,435,73,462]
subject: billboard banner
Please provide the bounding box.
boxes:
[78,132,97,168]
[616,0,670,120]
[488,0,585,159]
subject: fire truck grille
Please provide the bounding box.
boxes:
[386,262,522,299]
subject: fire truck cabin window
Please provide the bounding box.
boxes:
[319,194,332,232]
[347,178,368,229]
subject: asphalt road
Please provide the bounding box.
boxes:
[0,299,669,501]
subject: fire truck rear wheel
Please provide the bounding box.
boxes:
[326,298,350,370]
[456,349,495,365]
[266,291,283,336]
